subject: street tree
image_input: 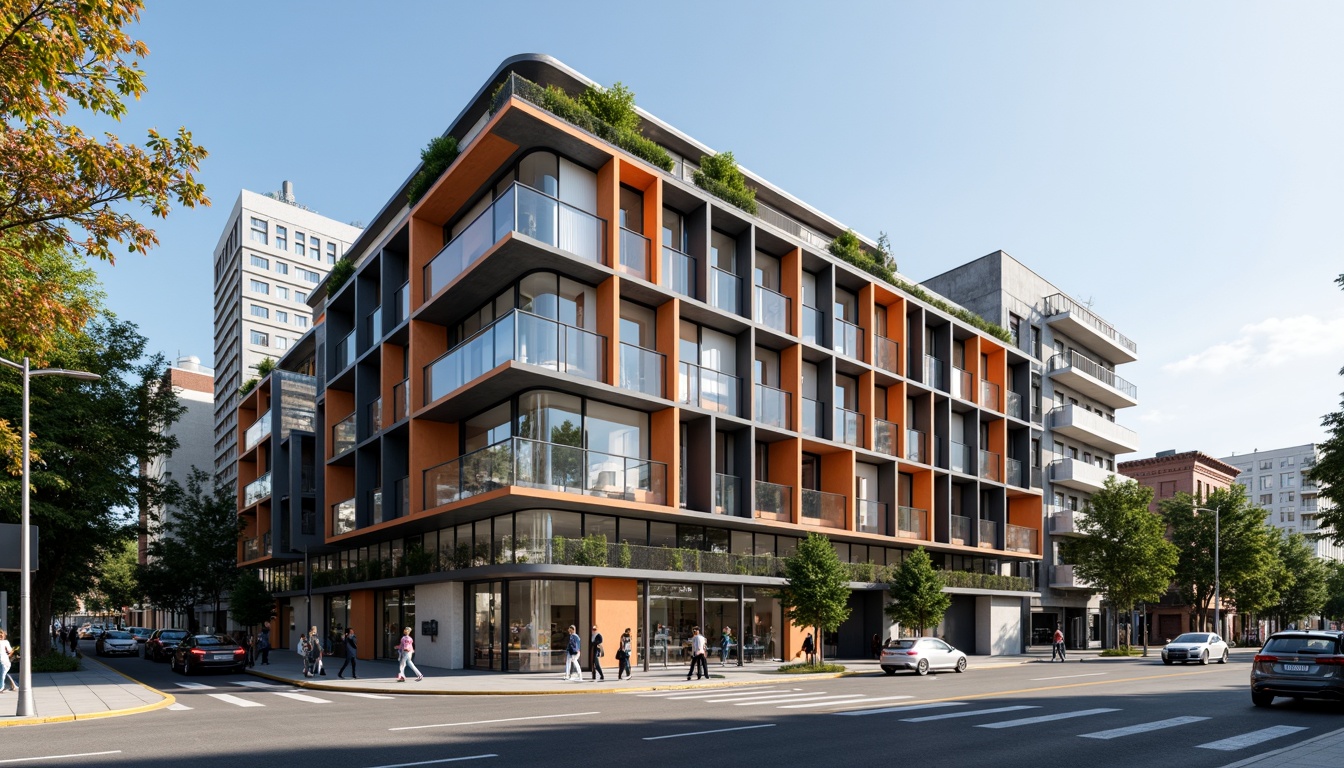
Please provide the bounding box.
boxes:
[229,570,275,633]
[778,533,851,664]
[137,535,199,628]
[1272,532,1329,629]
[142,468,241,629]
[89,539,142,624]
[1322,561,1344,626]
[884,547,951,636]
[1308,273,1344,545]
[1060,476,1178,650]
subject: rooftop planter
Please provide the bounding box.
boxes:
[407,135,460,205]
[692,151,757,214]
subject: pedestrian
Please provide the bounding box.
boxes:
[68,625,79,655]
[1052,625,1066,662]
[396,627,423,682]
[338,628,358,679]
[257,623,271,665]
[309,627,327,676]
[0,629,17,692]
[57,626,67,656]
[655,623,669,668]
[298,630,311,676]
[871,633,882,660]
[802,632,816,666]
[720,626,734,666]
[616,628,633,680]
[687,626,708,680]
[563,625,582,681]
[589,624,605,681]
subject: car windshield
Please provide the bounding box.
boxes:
[103,631,133,639]
[1172,633,1211,644]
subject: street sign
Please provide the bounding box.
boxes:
[0,523,38,572]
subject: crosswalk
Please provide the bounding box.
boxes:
[165,680,397,711]
[622,687,1316,753]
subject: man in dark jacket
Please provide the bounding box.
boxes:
[563,625,582,681]
[338,628,358,678]
[589,625,605,681]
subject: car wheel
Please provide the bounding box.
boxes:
[182,658,192,676]
[882,666,896,676]
[1219,650,1229,664]
[1162,658,1173,665]
[955,657,967,673]
[1199,650,1210,666]
[1251,690,1274,708]
[915,659,930,676]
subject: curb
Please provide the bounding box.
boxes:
[0,657,176,728]
[1215,725,1344,768]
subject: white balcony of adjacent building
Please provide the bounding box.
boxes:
[1042,293,1138,364]
[1048,506,1089,537]
[1050,457,1121,493]
[1047,350,1139,410]
[1050,563,1093,590]
[1048,404,1139,455]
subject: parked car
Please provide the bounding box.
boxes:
[170,634,248,675]
[79,626,104,640]
[127,627,152,644]
[144,628,190,662]
[1162,632,1230,665]
[1250,630,1344,708]
[95,630,139,657]
[880,637,968,676]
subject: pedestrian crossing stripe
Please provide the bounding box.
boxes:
[836,702,967,716]
[206,693,265,707]
[174,682,215,690]
[976,708,1119,729]
[1195,726,1309,751]
[166,703,192,711]
[1079,716,1210,740]
[901,705,1040,722]
[273,692,331,704]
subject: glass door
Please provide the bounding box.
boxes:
[471,581,503,670]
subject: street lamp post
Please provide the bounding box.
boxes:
[1,356,100,718]
[1193,505,1219,636]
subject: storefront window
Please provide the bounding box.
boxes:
[648,582,699,669]
[704,585,740,664]
[507,580,580,672]
[325,594,350,658]
[744,586,781,663]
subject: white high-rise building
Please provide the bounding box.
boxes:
[212,182,360,489]
[1220,444,1342,562]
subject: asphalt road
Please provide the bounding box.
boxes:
[6,649,1341,768]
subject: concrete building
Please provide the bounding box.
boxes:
[211,183,361,491]
[924,250,1140,649]
[1221,444,1343,562]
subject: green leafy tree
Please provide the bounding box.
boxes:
[90,539,142,622]
[229,570,275,631]
[578,81,639,133]
[1310,273,1344,548]
[160,468,243,626]
[693,151,757,214]
[884,547,951,636]
[138,535,198,627]
[778,533,851,663]
[1272,532,1329,628]
[1060,476,1178,649]
[1322,561,1344,625]
[406,135,460,204]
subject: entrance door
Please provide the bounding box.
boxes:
[471,582,503,670]
[379,588,416,659]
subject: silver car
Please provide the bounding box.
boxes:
[95,630,138,657]
[880,637,968,676]
[1162,632,1229,665]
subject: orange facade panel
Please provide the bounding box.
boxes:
[592,577,639,667]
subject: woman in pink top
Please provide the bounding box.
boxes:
[396,627,423,682]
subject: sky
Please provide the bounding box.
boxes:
[86,0,1344,461]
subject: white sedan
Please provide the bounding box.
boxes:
[880,637,968,676]
[1162,632,1230,665]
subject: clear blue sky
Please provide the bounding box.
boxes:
[90,0,1344,459]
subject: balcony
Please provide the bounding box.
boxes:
[1006,524,1038,554]
[1006,457,1028,489]
[951,366,973,401]
[424,182,606,300]
[366,306,383,347]
[754,383,792,430]
[367,397,383,434]
[394,282,410,326]
[709,266,739,314]
[1043,293,1138,364]
[422,436,667,509]
[950,514,971,545]
[856,499,887,534]
[1050,563,1092,590]
[978,519,998,549]
[243,537,259,562]
[835,406,863,448]
[950,441,971,473]
[334,330,356,372]
[981,380,1001,412]
[979,450,1002,482]
[243,472,271,507]
[834,317,862,360]
[801,305,822,346]
[244,410,271,451]
[393,379,409,422]
[801,488,846,529]
[331,413,355,457]
[677,361,740,415]
[371,487,385,524]
[1048,350,1138,410]
[755,480,792,520]
[1050,507,1088,537]
[897,506,927,539]
[906,428,927,463]
[1006,391,1023,420]
[661,246,695,299]
[874,418,899,457]
[619,227,650,280]
[801,397,822,438]
[924,355,945,391]
[424,309,604,404]
[875,336,900,376]
[1050,404,1139,455]
[619,342,664,398]
[715,473,742,517]
[333,497,356,535]
[753,284,791,334]
[1051,458,1120,493]
[396,476,410,520]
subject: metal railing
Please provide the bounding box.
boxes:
[715,473,741,517]
[801,397,822,437]
[661,246,696,299]
[981,380,1001,412]
[619,227,650,280]
[753,284,791,333]
[393,379,409,422]
[244,410,271,451]
[1006,524,1037,554]
[619,342,664,397]
[979,450,1001,482]
[801,488,846,528]
[874,418,899,457]
[331,414,356,457]
[856,499,887,534]
[978,519,998,549]
[335,330,356,371]
[754,383,791,429]
[950,514,971,544]
[709,266,739,314]
[875,336,900,375]
[924,355,945,390]
[333,497,356,535]
[897,506,927,539]
[755,480,792,518]
[835,406,863,448]
[801,305,822,345]
[906,428,927,463]
[677,361,740,415]
[834,317,862,360]
[1043,293,1137,355]
[243,473,271,506]
[1049,350,1138,400]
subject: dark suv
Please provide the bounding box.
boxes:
[144,628,190,662]
[1250,630,1344,707]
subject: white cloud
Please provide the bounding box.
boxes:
[1163,314,1344,375]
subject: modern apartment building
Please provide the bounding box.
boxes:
[212,184,360,490]
[924,251,1140,649]
[1221,444,1343,562]
[237,54,1053,671]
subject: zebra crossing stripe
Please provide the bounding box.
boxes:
[174,682,215,690]
[836,702,967,716]
[661,688,790,700]
[166,703,192,711]
[736,693,860,706]
[273,692,332,704]
[811,695,915,710]
[976,708,1120,729]
[776,695,870,709]
[1080,716,1210,740]
[231,680,290,689]
[207,693,266,708]
[328,691,397,700]
[901,705,1040,722]
[1195,726,1309,751]
[699,692,820,703]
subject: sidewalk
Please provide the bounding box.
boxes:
[0,656,174,728]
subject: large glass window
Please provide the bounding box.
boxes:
[648,582,699,669]
[507,580,579,672]
[744,586,781,662]
[705,585,741,663]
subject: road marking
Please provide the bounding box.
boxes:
[166,703,193,711]
[1030,672,1108,681]
[976,708,1120,729]
[902,705,1040,722]
[1080,716,1210,740]
[701,692,823,703]
[232,680,290,689]
[836,702,967,716]
[1195,726,1309,751]
[328,691,397,699]
[661,688,790,699]
[643,724,777,741]
[806,695,915,710]
[389,712,600,731]
[0,752,123,765]
[174,682,216,690]
[775,695,870,708]
[207,693,266,708]
[363,756,497,768]
[273,692,332,704]
[736,693,862,706]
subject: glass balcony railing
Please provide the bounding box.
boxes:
[393,379,409,422]
[875,336,900,375]
[661,246,696,299]
[422,437,667,509]
[754,383,791,430]
[397,476,410,519]
[978,519,999,549]
[801,305,822,345]
[951,366,973,400]
[371,487,385,524]
[677,361,740,415]
[856,499,887,535]
[755,480,792,519]
[924,355,945,390]
[802,488,846,528]
[394,282,410,326]
[897,506,926,539]
[709,266,739,314]
[835,407,863,448]
[950,441,970,473]
[1006,457,1026,488]
[335,330,356,372]
[332,413,356,457]
[715,473,741,517]
[424,182,606,299]
[906,428,927,463]
[619,342,664,397]
[368,397,383,434]
[979,450,1001,482]
[801,397,822,437]
[366,306,383,346]
[1006,523,1037,554]
[1006,391,1023,419]
[424,309,603,404]
[244,410,271,451]
[753,284,790,334]
[874,418,899,457]
[834,317,862,360]
[243,537,259,562]
[243,472,271,506]
[619,227,650,280]
[950,514,971,544]
[981,380,1001,412]
[333,497,356,535]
